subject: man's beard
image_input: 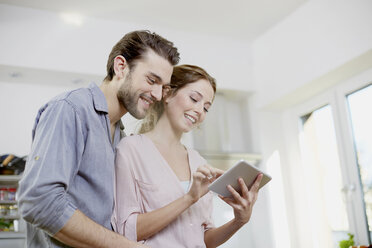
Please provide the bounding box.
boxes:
[117,73,147,119]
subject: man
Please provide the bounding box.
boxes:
[18,30,179,247]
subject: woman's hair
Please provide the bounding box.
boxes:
[139,64,216,133]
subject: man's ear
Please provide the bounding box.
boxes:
[113,55,127,79]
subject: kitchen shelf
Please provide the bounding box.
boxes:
[0,175,22,183]
[0,231,26,239]
[0,201,17,205]
[0,215,20,220]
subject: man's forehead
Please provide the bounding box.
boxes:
[132,49,173,83]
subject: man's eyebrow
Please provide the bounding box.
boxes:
[148,72,163,83]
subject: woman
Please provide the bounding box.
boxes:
[112,64,263,247]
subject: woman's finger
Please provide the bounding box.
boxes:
[218,195,239,209]
[250,174,263,192]
[193,171,207,181]
[212,168,225,178]
[238,178,249,199]
[197,165,213,179]
[226,184,244,202]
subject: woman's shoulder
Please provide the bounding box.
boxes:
[185,146,207,164]
[117,134,146,150]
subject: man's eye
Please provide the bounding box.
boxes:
[204,108,209,113]
[148,78,155,85]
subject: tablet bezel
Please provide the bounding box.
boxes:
[208,160,272,197]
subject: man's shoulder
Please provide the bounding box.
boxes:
[50,86,99,119]
[63,87,93,109]
[47,87,90,107]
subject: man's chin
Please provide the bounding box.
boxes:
[130,109,147,119]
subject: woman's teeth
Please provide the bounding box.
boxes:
[185,114,196,123]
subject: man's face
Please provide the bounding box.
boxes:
[117,49,173,119]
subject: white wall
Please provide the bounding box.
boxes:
[252,0,372,109]
[0,81,77,155]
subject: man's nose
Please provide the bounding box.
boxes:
[150,84,163,101]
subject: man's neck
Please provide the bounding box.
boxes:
[99,80,127,125]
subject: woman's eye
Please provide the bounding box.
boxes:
[204,107,209,113]
[190,97,197,102]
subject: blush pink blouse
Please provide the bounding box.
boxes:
[111,134,214,248]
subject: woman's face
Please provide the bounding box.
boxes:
[164,79,215,133]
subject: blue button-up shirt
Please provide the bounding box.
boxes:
[18,83,124,247]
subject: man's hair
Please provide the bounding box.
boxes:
[104,30,180,81]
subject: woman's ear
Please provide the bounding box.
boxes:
[113,55,127,79]
[162,85,171,103]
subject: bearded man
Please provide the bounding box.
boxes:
[18,30,179,248]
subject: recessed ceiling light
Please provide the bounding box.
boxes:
[72,78,84,84]
[60,12,84,26]
[9,72,22,78]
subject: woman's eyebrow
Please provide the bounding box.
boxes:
[192,91,212,105]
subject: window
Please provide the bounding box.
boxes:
[283,72,372,247]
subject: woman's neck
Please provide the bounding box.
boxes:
[146,115,183,148]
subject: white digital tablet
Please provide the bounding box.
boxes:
[208,160,272,197]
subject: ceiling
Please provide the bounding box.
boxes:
[0,0,308,41]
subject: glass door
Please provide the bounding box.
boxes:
[299,104,350,247]
[346,84,372,242]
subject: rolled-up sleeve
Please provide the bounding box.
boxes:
[111,143,141,241]
[18,100,85,236]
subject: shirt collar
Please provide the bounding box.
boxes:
[88,82,108,113]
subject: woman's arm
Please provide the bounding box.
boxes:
[204,174,263,248]
[137,192,195,241]
[136,165,224,241]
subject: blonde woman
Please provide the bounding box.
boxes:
[112,65,263,247]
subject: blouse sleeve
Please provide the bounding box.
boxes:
[203,192,215,231]
[111,141,141,241]
[192,152,216,231]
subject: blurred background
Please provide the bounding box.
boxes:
[0,0,371,247]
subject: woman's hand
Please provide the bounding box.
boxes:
[219,174,263,226]
[187,165,224,203]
